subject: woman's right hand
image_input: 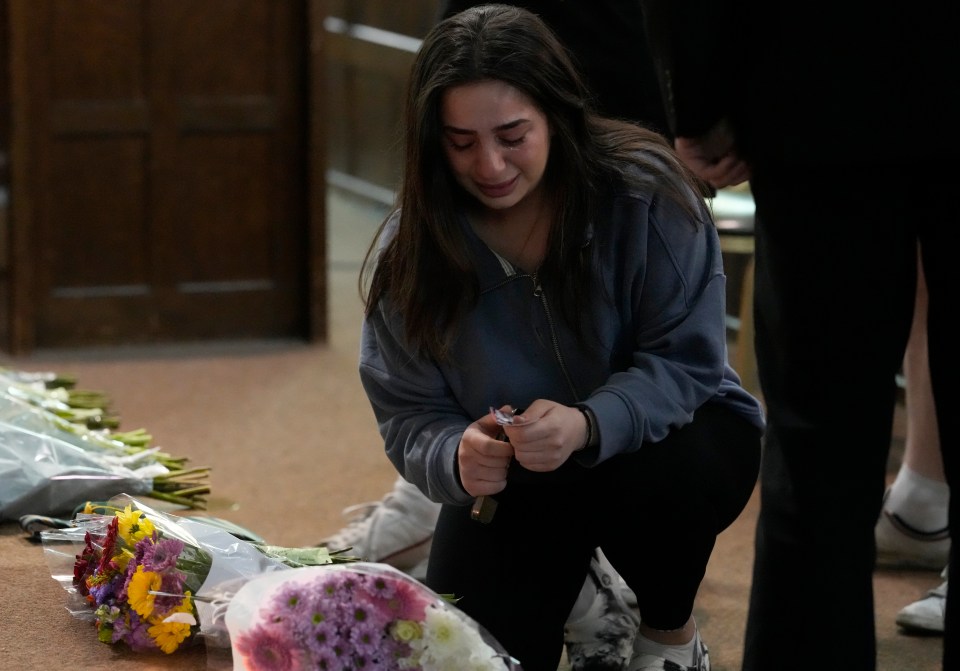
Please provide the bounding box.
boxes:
[674,118,750,189]
[458,411,514,497]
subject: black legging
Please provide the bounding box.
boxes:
[425,402,761,671]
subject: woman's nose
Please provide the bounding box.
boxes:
[475,144,506,179]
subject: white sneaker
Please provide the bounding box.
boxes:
[619,573,638,608]
[896,566,948,634]
[316,477,440,578]
[629,629,710,671]
[565,549,640,671]
[875,491,950,570]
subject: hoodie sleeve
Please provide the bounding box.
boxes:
[574,188,731,466]
[357,214,476,506]
[358,306,476,507]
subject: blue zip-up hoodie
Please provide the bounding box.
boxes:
[360,180,765,506]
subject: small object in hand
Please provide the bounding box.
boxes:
[469,406,520,524]
[492,406,518,426]
[470,494,498,523]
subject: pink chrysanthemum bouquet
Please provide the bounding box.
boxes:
[226,563,521,670]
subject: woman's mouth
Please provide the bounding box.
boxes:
[476,176,518,198]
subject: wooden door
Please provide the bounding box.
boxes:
[6,0,321,352]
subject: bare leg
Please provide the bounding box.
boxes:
[876,247,950,571]
[901,254,943,481]
[883,246,950,635]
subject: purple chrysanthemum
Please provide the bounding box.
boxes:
[302,617,343,659]
[112,610,157,652]
[271,583,315,623]
[363,574,398,601]
[150,571,187,614]
[140,536,184,572]
[130,530,154,566]
[348,617,385,653]
[88,581,109,605]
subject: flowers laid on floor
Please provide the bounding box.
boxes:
[0,366,210,520]
[69,501,210,653]
[43,495,519,667]
[226,563,520,670]
[43,494,347,655]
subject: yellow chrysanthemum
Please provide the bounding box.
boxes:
[117,505,156,543]
[148,593,195,654]
[127,565,161,618]
[114,547,134,572]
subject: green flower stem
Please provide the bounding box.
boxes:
[147,490,209,510]
[65,390,111,409]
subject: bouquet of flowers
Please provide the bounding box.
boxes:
[43,495,521,669]
[226,563,521,670]
[0,367,210,520]
[42,494,343,654]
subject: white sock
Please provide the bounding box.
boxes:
[634,630,697,667]
[886,465,950,533]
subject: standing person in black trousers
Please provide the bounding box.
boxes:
[640,2,958,669]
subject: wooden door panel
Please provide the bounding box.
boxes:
[46,137,149,289]
[9,0,310,351]
[145,1,305,346]
[165,135,280,282]
[48,3,145,98]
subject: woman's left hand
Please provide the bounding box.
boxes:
[502,400,589,472]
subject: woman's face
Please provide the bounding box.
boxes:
[440,79,551,212]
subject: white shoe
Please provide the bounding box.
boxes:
[316,477,440,578]
[875,491,950,570]
[619,573,638,608]
[629,629,710,671]
[896,566,948,634]
[565,549,640,671]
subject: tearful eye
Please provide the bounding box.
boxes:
[447,140,473,151]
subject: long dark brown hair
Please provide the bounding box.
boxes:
[361,3,709,362]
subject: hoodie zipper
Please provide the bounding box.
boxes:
[530,271,580,402]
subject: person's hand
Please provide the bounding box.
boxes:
[457,409,514,497]
[674,118,751,189]
[502,400,588,472]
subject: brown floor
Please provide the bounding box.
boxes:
[0,189,944,670]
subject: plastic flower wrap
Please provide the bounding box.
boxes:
[41,494,344,654]
[225,563,522,670]
[0,367,210,520]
